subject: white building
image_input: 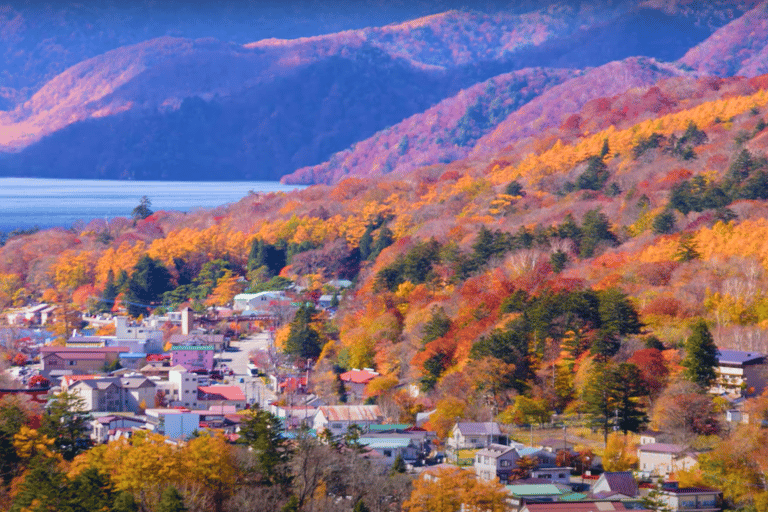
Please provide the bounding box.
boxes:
[169,366,201,409]
[233,291,287,311]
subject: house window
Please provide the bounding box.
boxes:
[383,450,392,457]
[558,473,566,479]
[469,438,478,444]
[69,361,76,366]
[681,499,696,509]
[331,423,342,430]
[500,460,510,467]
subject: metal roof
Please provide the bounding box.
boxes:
[506,484,563,496]
[455,421,501,436]
[319,405,383,422]
[717,349,765,365]
[358,437,412,449]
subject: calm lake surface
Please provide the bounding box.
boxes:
[0,178,303,231]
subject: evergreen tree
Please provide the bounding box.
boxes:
[576,156,610,191]
[421,307,451,346]
[67,467,115,512]
[371,226,394,259]
[10,458,68,512]
[123,255,174,317]
[239,408,292,487]
[0,398,27,484]
[600,138,610,158]
[550,250,568,273]
[39,391,91,461]
[675,234,701,262]
[390,453,407,475]
[112,491,139,512]
[285,304,323,360]
[99,269,118,313]
[610,363,648,434]
[681,320,719,388]
[247,238,286,276]
[505,180,524,196]
[582,363,646,444]
[652,210,676,234]
[359,227,373,260]
[131,195,153,221]
[157,486,188,512]
[353,498,372,512]
[580,208,616,258]
[281,495,300,512]
[598,288,642,338]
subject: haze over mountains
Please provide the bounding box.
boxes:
[0,0,767,183]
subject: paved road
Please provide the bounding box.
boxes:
[218,331,276,408]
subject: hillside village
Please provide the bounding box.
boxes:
[3,277,768,511]
[5,1,768,511]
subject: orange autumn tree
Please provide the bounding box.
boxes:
[403,465,511,512]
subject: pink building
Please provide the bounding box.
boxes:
[170,345,214,372]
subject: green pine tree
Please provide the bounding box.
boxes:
[157,486,188,512]
[112,491,139,512]
[681,320,719,388]
[239,408,292,487]
[390,453,407,475]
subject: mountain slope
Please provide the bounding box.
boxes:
[468,58,687,160]
[0,1,761,182]
[679,2,768,77]
[281,67,579,185]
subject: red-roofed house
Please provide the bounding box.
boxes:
[197,385,247,411]
[339,368,379,401]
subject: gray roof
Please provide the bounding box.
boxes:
[120,377,155,389]
[455,421,502,436]
[717,349,765,365]
[597,471,638,497]
[638,442,685,454]
[476,443,517,458]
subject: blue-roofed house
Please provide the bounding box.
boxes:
[713,349,767,397]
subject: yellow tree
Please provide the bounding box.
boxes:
[205,270,245,307]
[403,466,511,512]
[180,433,237,512]
[601,432,638,472]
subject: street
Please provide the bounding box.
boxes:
[218,331,276,409]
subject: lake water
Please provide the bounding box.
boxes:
[0,178,303,231]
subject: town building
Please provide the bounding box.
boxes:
[339,368,380,401]
[197,385,247,411]
[637,443,699,479]
[475,443,519,483]
[170,345,214,372]
[40,346,128,377]
[712,349,767,397]
[446,422,507,454]
[313,405,385,436]
[653,483,720,512]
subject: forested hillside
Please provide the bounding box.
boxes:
[1,1,765,182]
